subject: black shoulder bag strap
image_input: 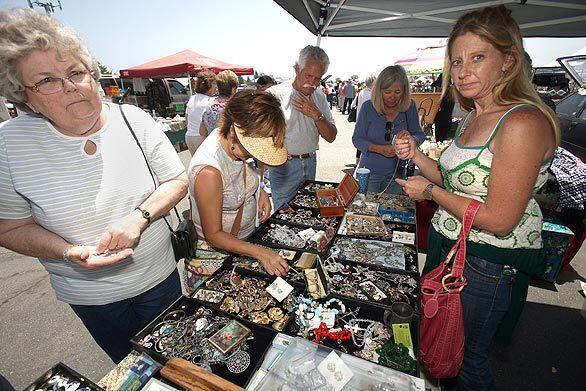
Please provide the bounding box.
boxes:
[118,104,182,232]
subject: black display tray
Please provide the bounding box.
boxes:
[283,294,419,377]
[248,220,334,255]
[24,362,103,391]
[322,257,419,311]
[337,216,417,246]
[298,179,338,195]
[289,192,320,210]
[269,203,342,231]
[329,236,419,274]
[227,252,308,287]
[192,265,302,332]
[130,296,276,388]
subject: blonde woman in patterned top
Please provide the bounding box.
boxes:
[395,5,559,391]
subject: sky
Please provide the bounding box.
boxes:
[1,0,585,81]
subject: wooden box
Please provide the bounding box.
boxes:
[316,173,360,217]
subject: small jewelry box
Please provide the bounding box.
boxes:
[316,173,360,217]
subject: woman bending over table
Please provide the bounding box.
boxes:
[189,90,290,276]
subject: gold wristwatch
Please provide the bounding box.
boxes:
[423,183,434,201]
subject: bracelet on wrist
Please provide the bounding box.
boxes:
[62,245,74,262]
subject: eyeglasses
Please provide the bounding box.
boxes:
[384,121,393,142]
[24,69,94,95]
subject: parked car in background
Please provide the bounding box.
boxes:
[556,55,586,161]
[98,75,189,115]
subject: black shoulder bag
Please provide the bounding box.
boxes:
[118,104,197,262]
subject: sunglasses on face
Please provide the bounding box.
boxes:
[384,121,393,142]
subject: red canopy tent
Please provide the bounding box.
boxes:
[120,49,254,78]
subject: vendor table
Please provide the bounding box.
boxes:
[26,179,423,391]
[164,129,187,152]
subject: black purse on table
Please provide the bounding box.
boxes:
[119,104,196,262]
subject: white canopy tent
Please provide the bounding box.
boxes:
[544,46,586,67]
[274,0,586,45]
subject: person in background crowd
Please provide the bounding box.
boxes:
[351,74,377,165]
[337,80,345,110]
[354,75,376,119]
[188,91,289,276]
[146,78,171,116]
[201,70,238,136]
[432,74,456,142]
[256,75,276,91]
[342,79,356,114]
[185,70,217,155]
[267,45,337,209]
[0,8,188,363]
[328,83,337,109]
[395,6,558,390]
[352,65,425,193]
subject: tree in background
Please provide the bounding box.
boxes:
[350,75,359,82]
[97,60,111,75]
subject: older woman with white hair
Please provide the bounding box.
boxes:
[0,8,188,363]
[352,65,426,193]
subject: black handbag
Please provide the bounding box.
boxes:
[119,104,196,262]
[347,107,357,122]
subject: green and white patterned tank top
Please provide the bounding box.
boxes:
[432,104,551,249]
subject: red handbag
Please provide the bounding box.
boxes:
[419,199,482,378]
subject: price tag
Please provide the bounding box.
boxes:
[392,323,415,359]
[266,277,294,302]
[317,351,353,391]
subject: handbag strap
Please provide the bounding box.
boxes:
[118,104,181,233]
[229,159,247,236]
[450,199,482,278]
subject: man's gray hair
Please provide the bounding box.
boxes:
[0,8,100,111]
[296,45,330,73]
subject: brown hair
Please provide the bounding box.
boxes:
[216,70,238,97]
[442,5,560,144]
[195,69,216,94]
[219,90,285,149]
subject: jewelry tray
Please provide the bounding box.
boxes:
[321,256,420,311]
[130,296,276,388]
[227,250,308,287]
[248,220,335,255]
[366,193,416,224]
[269,203,343,231]
[283,294,419,377]
[329,237,419,274]
[337,214,417,245]
[24,362,103,391]
[191,265,303,333]
[298,179,339,195]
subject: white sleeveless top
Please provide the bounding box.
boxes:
[432,104,551,249]
[187,130,259,239]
